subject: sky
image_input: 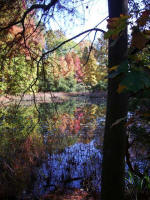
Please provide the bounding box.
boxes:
[71,0,108,36]
[49,0,108,42]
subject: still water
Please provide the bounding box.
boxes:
[0,98,105,199]
[0,98,149,199]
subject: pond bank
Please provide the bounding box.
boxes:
[0,91,107,105]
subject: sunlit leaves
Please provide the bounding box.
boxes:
[104,14,130,40]
[82,52,99,86]
[0,16,44,94]
[81,45,107,88]
[0,0,23,28]
[0,55,38,94]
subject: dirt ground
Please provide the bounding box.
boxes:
[41,189,98,200]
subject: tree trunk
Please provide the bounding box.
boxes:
[101,1,128,200]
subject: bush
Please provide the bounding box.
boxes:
[91,80,107,91]
[38,75,77,92]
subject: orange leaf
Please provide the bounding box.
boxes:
[131,30,148,49]
[117,84,126,93]
[137,10,150,26]
[108,65,118,72]
[142,113,150,117]
[107,17,119,29]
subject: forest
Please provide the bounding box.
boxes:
[0,0,150,200]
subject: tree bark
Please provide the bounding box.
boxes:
[101,1,128,200]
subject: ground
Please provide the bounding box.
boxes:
[40,188,99,200]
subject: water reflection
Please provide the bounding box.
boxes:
[0,100,105,199]
[34,140,102,197]
[0,99,149,199]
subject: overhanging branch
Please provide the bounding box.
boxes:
[42,28,105,58]
[0,0,59,32]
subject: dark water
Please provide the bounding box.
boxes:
[0,99,105,199]
[0,98,149,199]
[33,100,105,198]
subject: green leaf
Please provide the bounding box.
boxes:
[108,60,129,79]
[108,71,120,78]
[121,70,150,92]
[117,60,129,73]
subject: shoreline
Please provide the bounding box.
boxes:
[0,91,107,105]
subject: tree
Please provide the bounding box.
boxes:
[101,1,128,200]
[0,20,44,94]
[82,50,99,87]
[39,31,80,92]
[2,0,150,199]
[94,36,108,66]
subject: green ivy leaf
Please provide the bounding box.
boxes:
[121,70,150,92]
[117,60,129,73]
[108,60,129,79]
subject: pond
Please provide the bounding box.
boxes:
[0,97,149,199]
[0,97,106,199]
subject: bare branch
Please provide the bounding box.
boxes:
[41,28,105,59]
[0,0,59,32]
[83,30,97,66]
[68,16,108,52]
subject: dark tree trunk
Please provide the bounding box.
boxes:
[101,1,128,200]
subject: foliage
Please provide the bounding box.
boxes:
[126,171,150,199]
[94,36,108,66]
[0,16,45,94]
[105,10,150,94]
[0,0,23,29]
[0,4,108,95]
[37,32,108,93]
[45,30,80,56]
[0,0,45,95]
[0,1,149,199]
[81,48,107,90]
[103,6,150,199]
[105,14,129,40]
[92,80,107,91]
[0,55,38,94]
[0,105,45,199]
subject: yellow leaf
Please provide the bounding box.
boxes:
[108,65,118,72]
[117,84,126,93]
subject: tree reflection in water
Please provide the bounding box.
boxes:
[0,100,149,199]
[0,100,105,199]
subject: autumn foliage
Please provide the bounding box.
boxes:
[7,18,45,59]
